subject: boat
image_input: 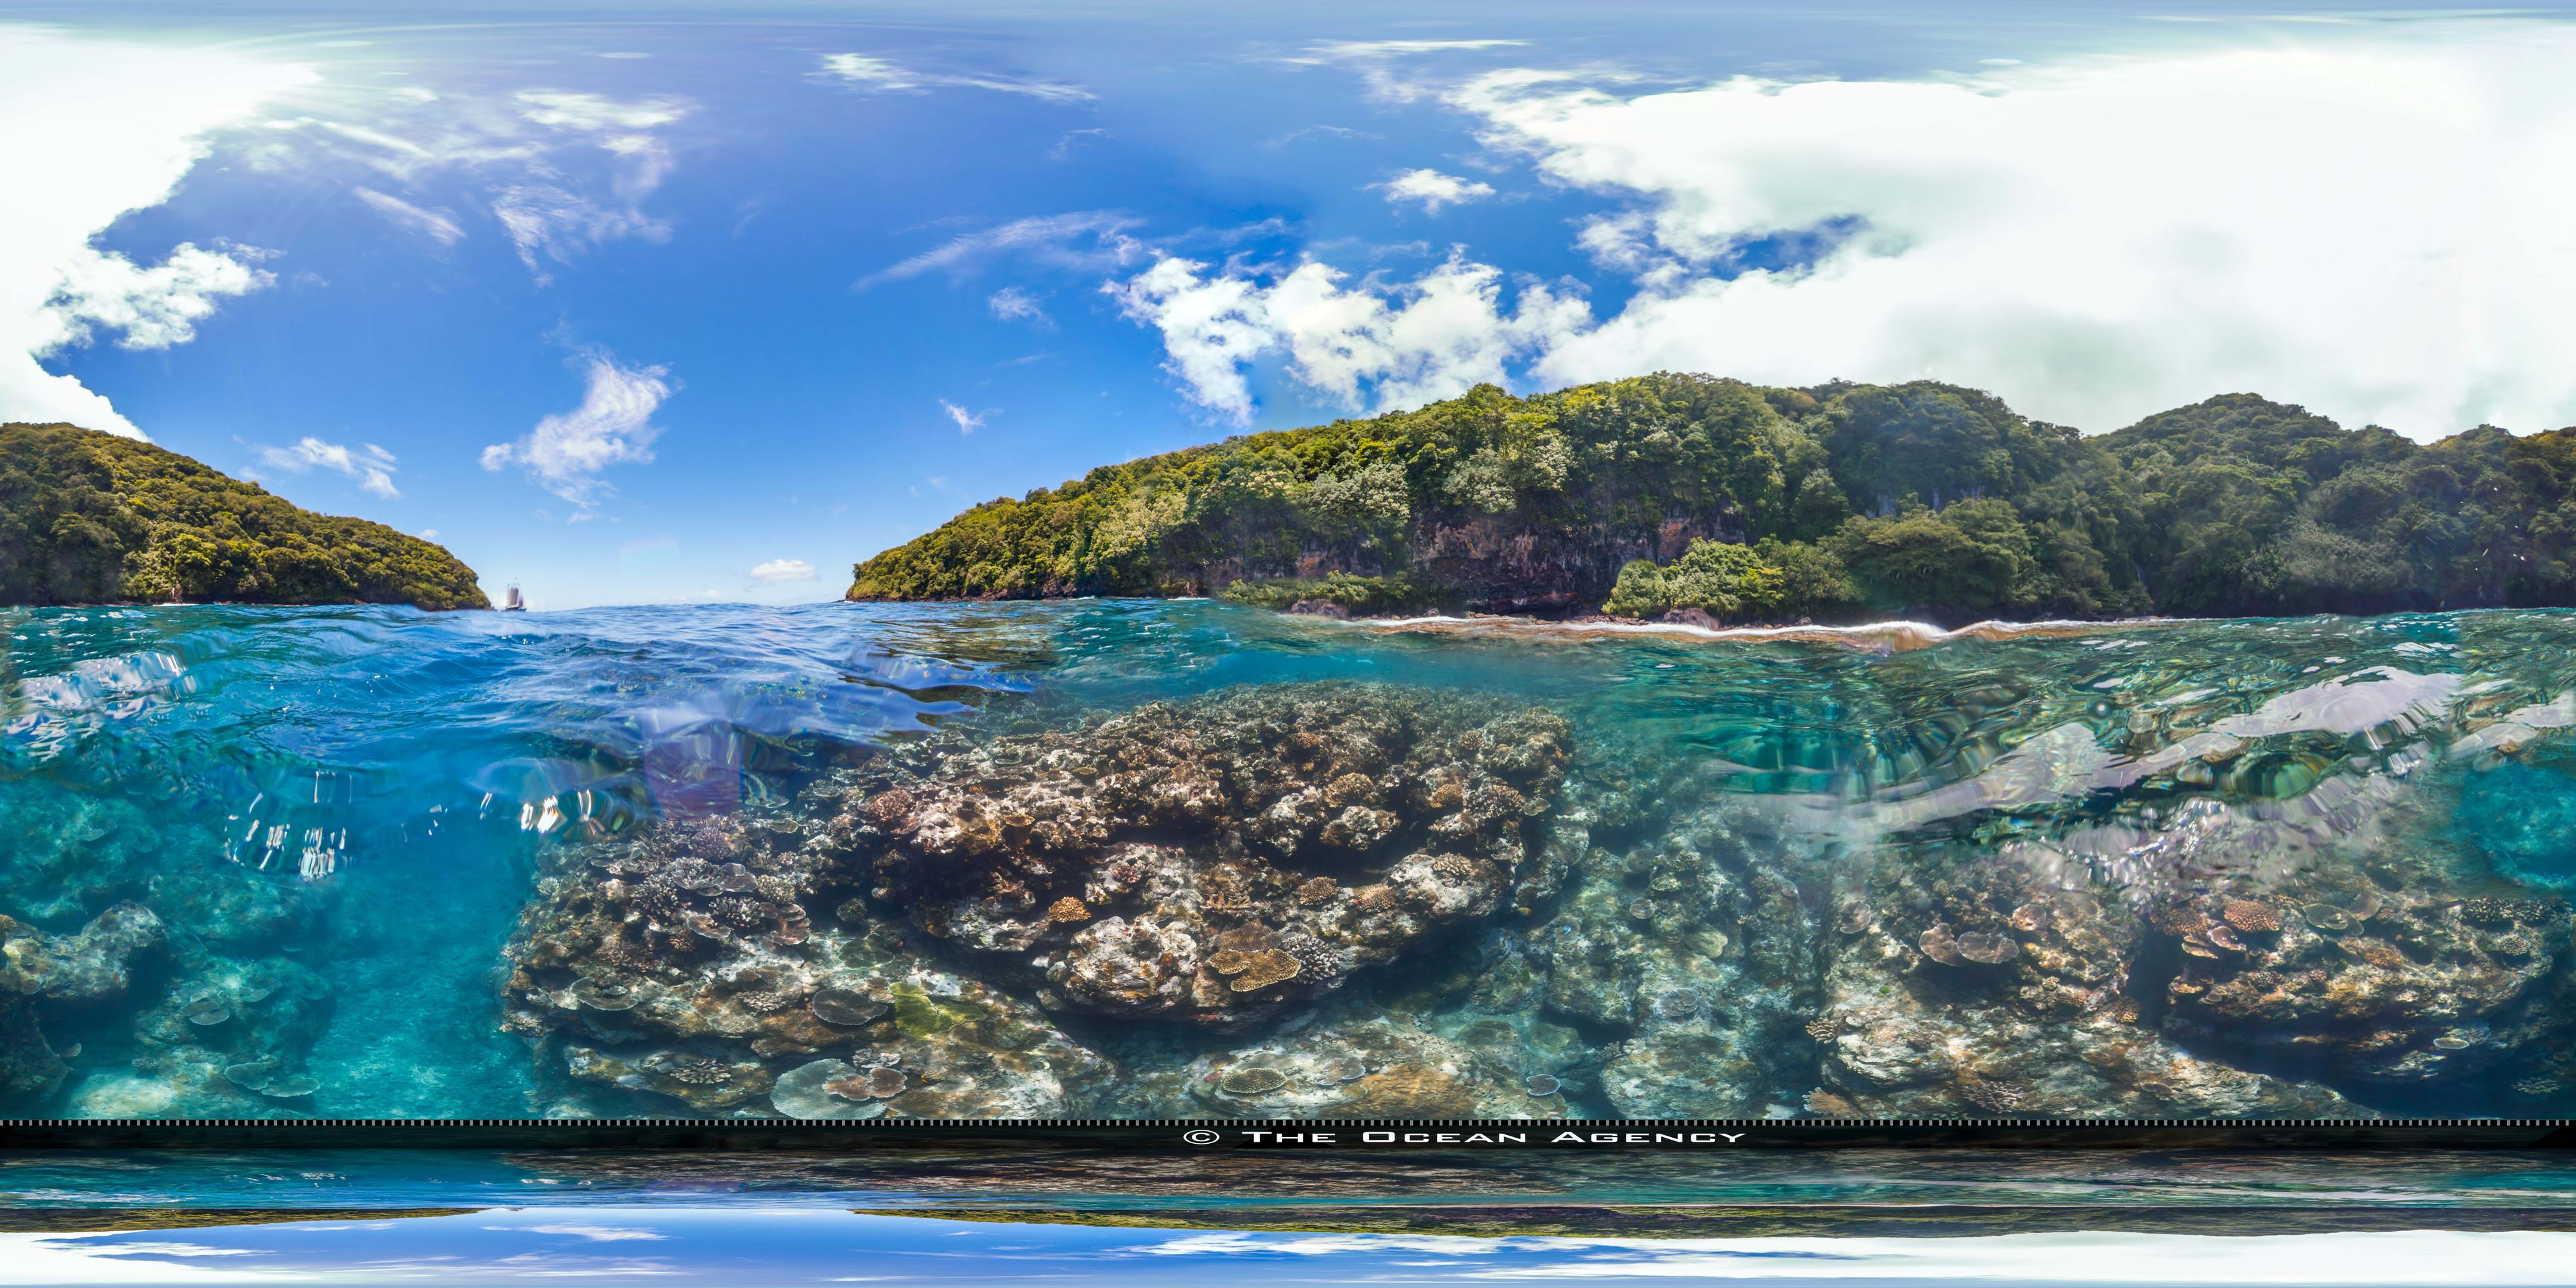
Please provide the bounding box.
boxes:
[502,584,527,611]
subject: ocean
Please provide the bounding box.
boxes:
[3,598,2572,1121]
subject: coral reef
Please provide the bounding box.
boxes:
[1809,841,2371,1118]
[1115,1011,1570,1120]
[837,683,1574,1028]
[502,804,1112,1118]
[2156,866,2573,1083]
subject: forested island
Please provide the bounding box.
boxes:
[850,375,2576,625]
[0,423,486,610]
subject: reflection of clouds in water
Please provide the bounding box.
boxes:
[1131,1230,2576,1284]
[17,1216,2576,1285]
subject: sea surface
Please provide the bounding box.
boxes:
[5,600,2576,1120]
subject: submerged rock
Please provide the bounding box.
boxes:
[504,806,1112,1118]
[1812,841,2370,1119]
[1133,1013,1568,1120]
[840,683,1574,1028]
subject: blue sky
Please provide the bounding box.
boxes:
[15,2,2576,607]
[13,1206,2576,1286]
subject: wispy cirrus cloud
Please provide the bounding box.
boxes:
[856,210,1139,289]
[1281,38,1529,101]
[820,53,1093,104]
[986,286,1053,327]
[255,85,693,284]
[351,187,464,246]
[938,398,986,434]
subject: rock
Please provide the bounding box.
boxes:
[0,904,166,1002]
[1139,1014,1568,1120]
[1283,599,1351,619]
[840,683,1574,1028]
[504,805,1114,1118]
[1812,841,2369,1118]
[2157,869,2573,1083]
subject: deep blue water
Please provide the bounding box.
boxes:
[5,600,2576,1120]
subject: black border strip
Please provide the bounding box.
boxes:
[5,1118,2574,1149]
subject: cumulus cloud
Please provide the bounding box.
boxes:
[1376,168,1495,213]
[0,28,312,439]
[938,398,985,434]
[748,558,818,584]
[1106,252,1589,423]
[820,53,1093,103]
[987,286,1053,327]
[351,186,464,245]
[857,211,1138,289]
[254,436,400,497]
[1445,23,2576,436]
[43,241,274,354]
[481,352,673,505]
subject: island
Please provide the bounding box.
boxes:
[849,374,2576,625]
[1,422,486,610]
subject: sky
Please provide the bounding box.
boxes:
[15,1,2576,608]
[11,1207,2576,1286]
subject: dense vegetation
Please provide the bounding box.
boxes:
[849,374,2576,625]
[1,423,487,610]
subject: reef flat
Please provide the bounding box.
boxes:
[5,599,2576,1119]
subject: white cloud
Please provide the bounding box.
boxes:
[254,436,400,497]
[820,53,1093,103]
[1443,23,2576,436]
[513,90,688,133]
[748,558,818,584]
[481,352,673,506]
[1302,39,1529,58]
[44,241,274,354]
[1286,38,1530,102]
[857,211,1138,289]
[987,286,1052,327]
[1376,167,1496,213]
[1107,252,1589,423]
[492,184,669,281]
[351,186,464,245]
[1120,1229,2576,1284]
[258,87,692,285]
[0,29,313,439]
[419,528,439,539]
[515,1223,669,1242]
[938,398,985,434]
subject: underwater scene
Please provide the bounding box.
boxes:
[5,598,2576,1122]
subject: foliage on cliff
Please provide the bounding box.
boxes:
[0,423,488,610]
[850,374,2576,623]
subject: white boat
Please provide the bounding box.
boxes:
[502,584,527,611]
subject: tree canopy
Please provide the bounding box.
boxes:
[848,374,2576,625]
[1,423,488,610]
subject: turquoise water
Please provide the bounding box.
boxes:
[4,600,2575,1119]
